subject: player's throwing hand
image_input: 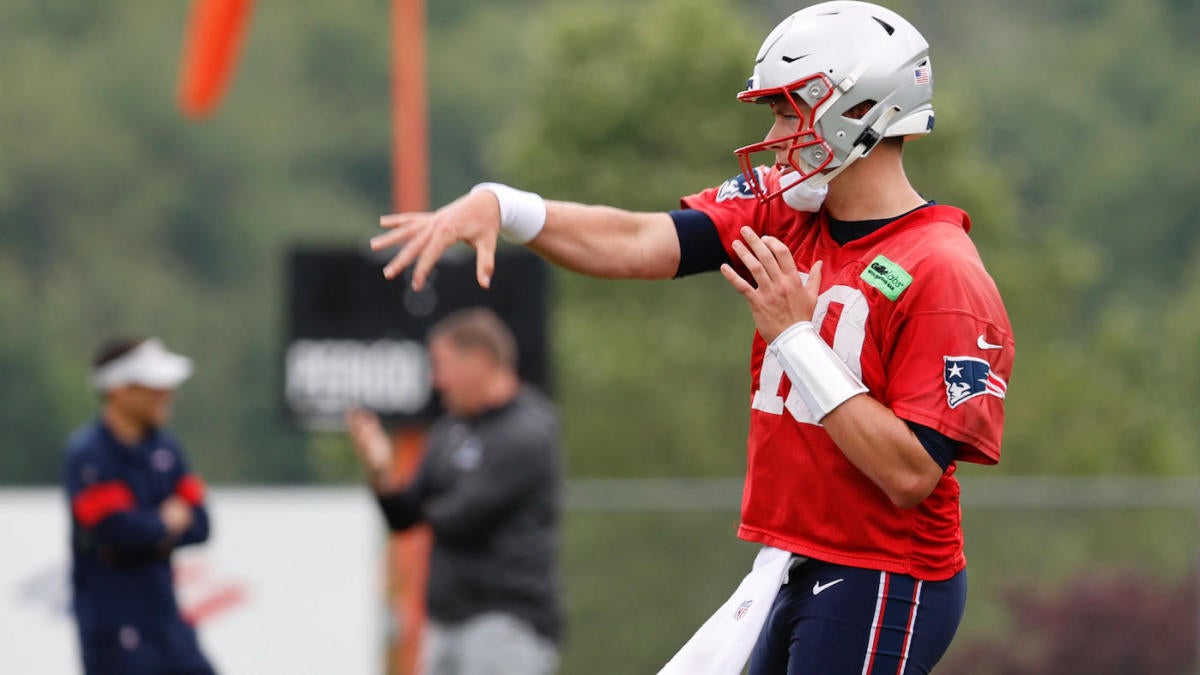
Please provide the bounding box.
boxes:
[372,189,502,291]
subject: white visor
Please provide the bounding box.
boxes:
[90,338,194,391]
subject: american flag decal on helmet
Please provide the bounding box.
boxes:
[913,65,931,85]
[943,356,1006,408]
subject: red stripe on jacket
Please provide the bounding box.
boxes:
[73,481,136,527]
[175,474,207,507]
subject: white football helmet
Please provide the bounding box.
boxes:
[735,1,935,203]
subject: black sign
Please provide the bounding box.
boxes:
[284,246,550,430]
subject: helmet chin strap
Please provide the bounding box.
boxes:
[807,105,902,189]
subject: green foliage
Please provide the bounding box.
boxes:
[1,0,1198,485]
[488,0,768,476]
[3,1,1199,671]
[912,0,1200,474]
[491,0,766,208]
[0,1,393,482]
[490,0,1200,478]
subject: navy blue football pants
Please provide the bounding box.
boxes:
[748,558,966,675]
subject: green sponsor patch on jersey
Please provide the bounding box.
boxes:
[860,255,912,301]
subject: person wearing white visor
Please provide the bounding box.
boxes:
[90,336,194,392]
[64,337,216,675]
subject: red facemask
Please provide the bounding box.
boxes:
[734,73,836,204]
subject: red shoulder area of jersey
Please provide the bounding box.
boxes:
[866,207,998,310]
[912,203,972,234]
[852,208,1012,466]
[680,166,818,269]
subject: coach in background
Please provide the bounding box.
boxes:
[63,337,216,675]
[346,307,563,675]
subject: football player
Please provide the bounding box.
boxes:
[370,2,1013,672]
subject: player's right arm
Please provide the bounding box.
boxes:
[531,203,680,280]
[345,408,429,532]
[373,189,680,291]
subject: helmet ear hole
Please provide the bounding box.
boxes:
[841,100,877,121]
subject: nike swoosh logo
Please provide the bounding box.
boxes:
[812,578,844,595]
[977,335,1003,350]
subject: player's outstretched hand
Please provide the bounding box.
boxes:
[720,226,821,343]
[372,190,502,291]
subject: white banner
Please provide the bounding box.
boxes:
[0,488,384,675]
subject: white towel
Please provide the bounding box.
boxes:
[657,546,798,675]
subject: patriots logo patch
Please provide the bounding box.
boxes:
[734,599,753,620]
[716,171,760,202]
[944,356,1007,408]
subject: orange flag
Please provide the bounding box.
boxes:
[177,0,255,119]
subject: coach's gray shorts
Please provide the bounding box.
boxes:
[422,612,559,675]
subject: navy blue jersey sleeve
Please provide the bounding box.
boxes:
[671,209,729,278]
[905,421,958,471]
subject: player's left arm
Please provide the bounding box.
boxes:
[169,446,211,547]
[820,397,944,507]
[721,226,944,508]
[171,483,210,547]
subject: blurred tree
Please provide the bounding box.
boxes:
[0,1,397,482]
[487,0,1173,479]
[916,0,1200,476]
[489,0,768,476]
[0,0,1198,484]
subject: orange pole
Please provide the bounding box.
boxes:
[389,2,430,674]
[387,429,431,675]
[392,0,429,213]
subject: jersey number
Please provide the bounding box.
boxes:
[750,284,868,425]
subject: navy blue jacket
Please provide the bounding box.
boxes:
[63,419,214,674]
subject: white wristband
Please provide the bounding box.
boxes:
[769,321,867,421]
[471,182,547,244]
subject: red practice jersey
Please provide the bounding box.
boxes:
[682,168,1014,580]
